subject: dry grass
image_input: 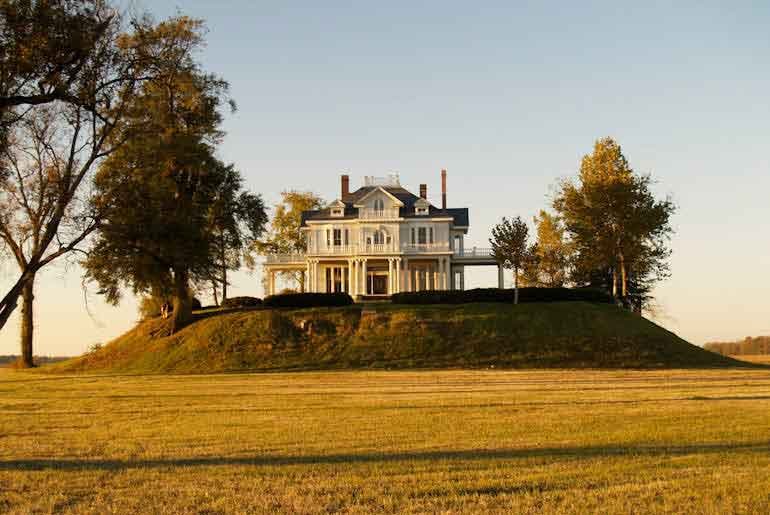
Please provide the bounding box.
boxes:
[2,368,770,514]
[730,354,770,365]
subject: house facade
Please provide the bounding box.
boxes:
[264,171,502,297]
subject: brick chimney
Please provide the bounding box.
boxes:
[441,169,447,210]
[341,174,350,200]
[419,183,427,199]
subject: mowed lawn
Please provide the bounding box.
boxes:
[1,369,770,514]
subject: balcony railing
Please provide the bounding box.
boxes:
[454,247,494,258]
[265,253,306,264]
[265,243,465,264]
[358,207,401,220]
[404,243,451,253]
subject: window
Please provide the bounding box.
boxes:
[411,228,416,245]
[416,206,428,215]
[429,227,434,244]
[344,229,349,246]
[333,229,342,246]
[418,227,427,245]
[326,229,331,246]
[374,230,388,245]
[374,198,384,212]
[331,208,343,217]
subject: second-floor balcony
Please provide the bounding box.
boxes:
[358,207,401,220]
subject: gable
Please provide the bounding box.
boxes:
[352,186,404,208]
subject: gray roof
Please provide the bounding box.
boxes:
[300,185,469,227]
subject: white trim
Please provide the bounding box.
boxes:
[352,186,405,207]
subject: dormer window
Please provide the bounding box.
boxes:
[374,198,384,212]
[414,198,430,215]
[329,200,346,217]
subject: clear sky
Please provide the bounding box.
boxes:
[2,1,769,356]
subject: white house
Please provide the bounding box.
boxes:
[264,171,502,297]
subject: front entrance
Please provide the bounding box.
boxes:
[370,274,388,295]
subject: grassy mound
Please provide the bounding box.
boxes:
[50,303,745,374]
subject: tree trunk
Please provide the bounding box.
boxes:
[18,274,36,368]
[298,270,305,293]
[619,253,628,298]
[170,267,192,333]
[211,281,219,307]
[0,267,39,335]
[221,265,228,303]
[513,267,519,305]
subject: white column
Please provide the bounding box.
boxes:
[442,258,448,290]
[460,266,465,290]
[269,270,276,296]
[395,259,401,294]
[355,260,360,296]
[362,259,368,296]
[433,263,439,291]
[350,260,356,296]
[387,259,393,295]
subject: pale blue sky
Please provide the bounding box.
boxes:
[2,1,769,356]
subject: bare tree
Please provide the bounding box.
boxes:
[0,9,151,365]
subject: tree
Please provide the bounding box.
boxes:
[490,216,533,304]
[255,190,323,292]
[524,210,570,287]
[207,162,268,305]
[83,17,234,333]
[554,137,675,309]
[0,1,116,111]
[0,5,150,365]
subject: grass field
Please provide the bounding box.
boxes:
[730,354,770,365]
[2,368,770,514]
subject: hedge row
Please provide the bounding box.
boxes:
[391,287,613,305]
[221,296,263,308]
[263,292,354,308]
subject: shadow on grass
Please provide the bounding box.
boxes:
[2,442,769,471]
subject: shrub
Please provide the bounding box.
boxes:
[391,287,613,305]
[221,296,263,308]
[263,292,354,308]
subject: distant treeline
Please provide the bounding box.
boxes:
[704,337,770,356]
[0,356,69,367]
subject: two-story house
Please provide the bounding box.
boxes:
[264,171,501,297]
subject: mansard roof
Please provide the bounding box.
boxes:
[300,185,469,227]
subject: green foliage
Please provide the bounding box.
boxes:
[0,0,116,111]
[256,190,324,291]
[263,293,354,308]
[82,17,240,331]
[391,288,613,305]
[207,162,268,302]
[221,296,263,308]
[554,137,675,308]
[490,216,535,303]
[524,210,570,287]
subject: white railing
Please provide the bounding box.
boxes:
[267,243,458,261]
[358,207,401,220]
[360,243,399,254]
[364,174,400,187]
[404,243,451,253]
[454,247,494,258]
[309,244,357,255]
[265,253,306,264]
